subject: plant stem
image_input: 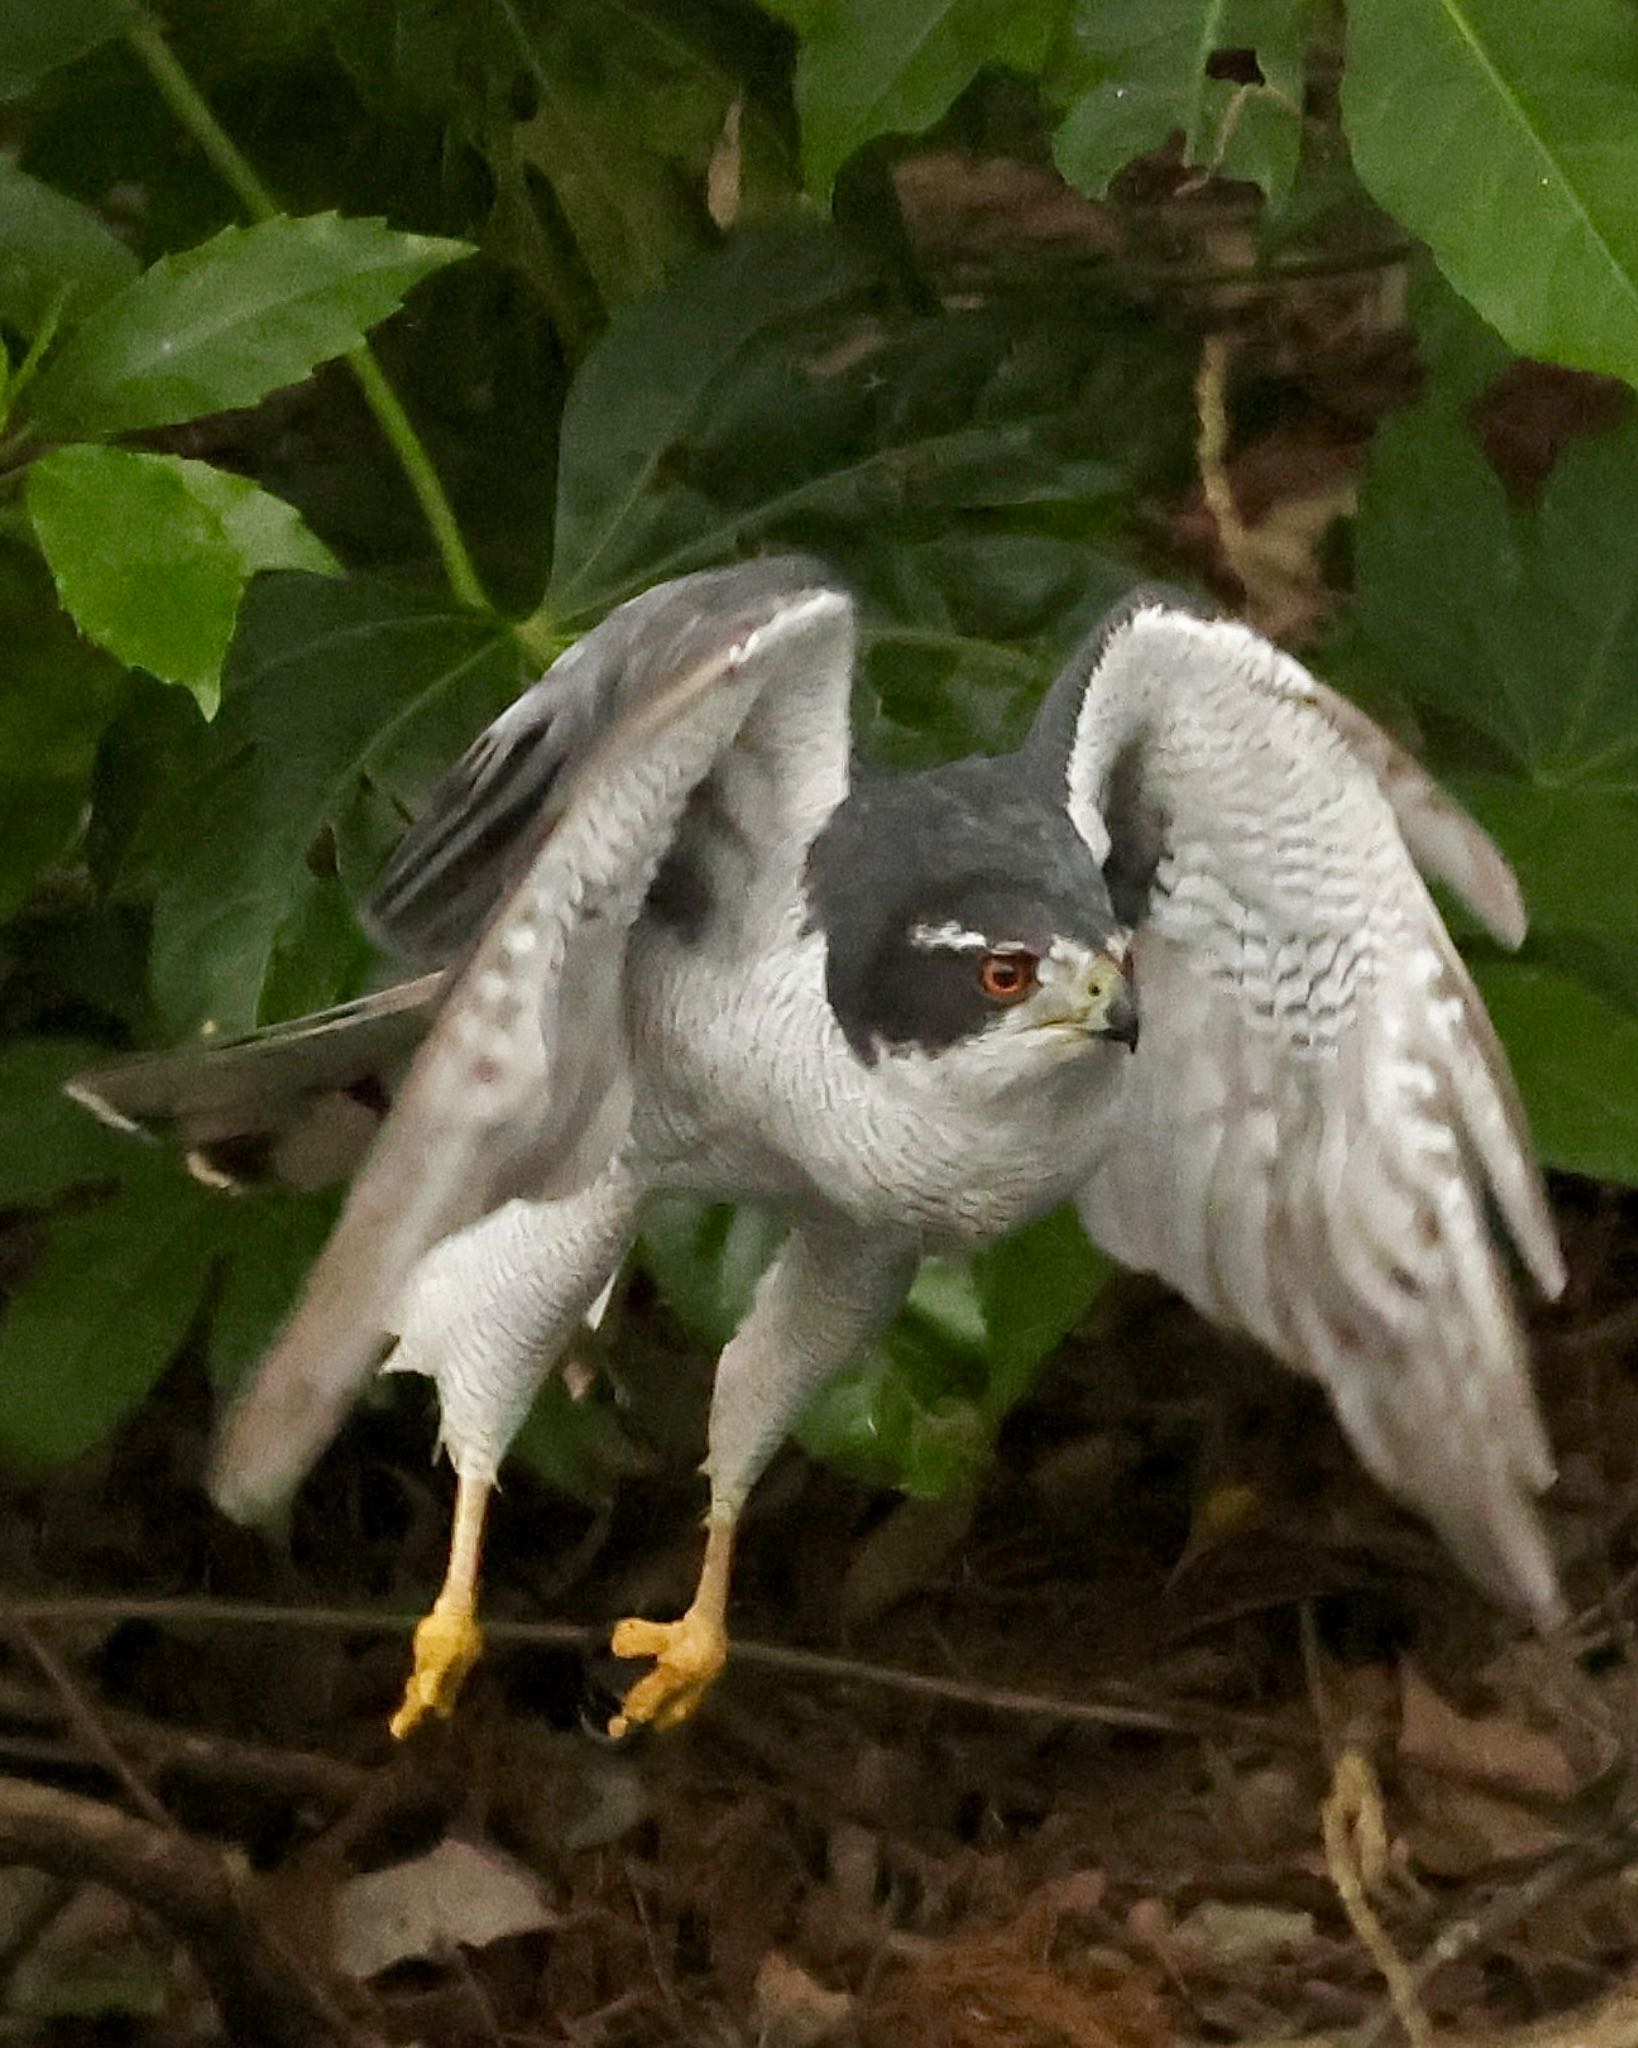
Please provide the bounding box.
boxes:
[124,13,491,616]
[344,348,489,613]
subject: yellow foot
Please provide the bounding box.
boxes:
[607,1608,727,1738]
[390,1599,484,1739]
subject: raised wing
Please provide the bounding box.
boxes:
[370,553,852,963]
[209,562,855,1520]
[1030,592,1565,1626]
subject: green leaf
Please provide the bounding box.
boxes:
[1349,400,1638,788]
[0,541,128,917]
[1050,0,1311,201]
[1337,318,1638,1178]
[1451,778,1638,949]
[146,573,522,1033]
[543,225,1175,651]
[968,1204,1111,1418]
[764,0,1063,197]
[0,160,140,334]
[0,1039,135,1208]
[27,446,340,715]
[205,1188,339,1391]
[1473,960,1638,1185]
[1343,0,1638,390]
[510,1375,651,1506]
[0,0,130,99]
[547,223,875,612]
[0,1159,218,1469]
[481,0,781,314]
[638,1199,787,1350]
[23,212,472,442]
[645,1199,1108,1498]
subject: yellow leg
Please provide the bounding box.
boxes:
[390,1470,490,1739]
[607,1514,735,1737]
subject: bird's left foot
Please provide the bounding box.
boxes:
[607,1606,727,1736]
[391,1596,485,1738]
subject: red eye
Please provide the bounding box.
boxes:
[978,950,1037,1003]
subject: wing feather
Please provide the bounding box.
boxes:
[1039,599,1565,1625]
[368,554,842,963]
[66,976,443,1146]
[209,570,854,1520]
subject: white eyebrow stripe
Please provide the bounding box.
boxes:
[908,919,991,952]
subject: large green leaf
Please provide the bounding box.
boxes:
[146,573,522,1034]
[0,1039,134,1208]
[544,224,1178,658]
[0,541,128,918]
[546,224,876,613]
[27,446,340,715]
[1349,400,1638,790]
[204,1187,340,1392]
[0,0,130,99]
[966,1202,1111,1419]
[1338,312,1638,1176]
[1050,0,1312,202]
[23,213,472,442]
[0,1118,338,1469]
[763,0,1063,198]
[482,0,784,313]
[1343,0,1638,391]
[1473,961,1638,1187]
[0,159,140,334]
[0,1155,219,1469]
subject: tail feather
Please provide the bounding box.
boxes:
[66,977,443,1147]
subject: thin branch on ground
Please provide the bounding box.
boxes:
[6,1618,175,1830]
[0,1672,372,1810]
[1355,1826,1638,2048]
[3,1594,1309,1747]
[0,1776,382,2048]
[1322,1748,1433,2048]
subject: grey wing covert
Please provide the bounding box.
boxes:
[1029,592,1566,1626]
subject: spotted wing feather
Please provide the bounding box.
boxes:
[211,566,855,1521]
[1035,595,1565,1624]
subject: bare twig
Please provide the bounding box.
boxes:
[6,1619,174,1829]
[1196,330,1249,589]
[0,1776,380,2047]
[2,1595,1307,1747]
[0,1672,370,1810]
[1322,1749,1432,2048]
[1355,1828,1638,2048]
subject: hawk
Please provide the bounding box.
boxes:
[75,560,1565,1737]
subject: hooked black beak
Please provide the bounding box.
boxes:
[1097,970,1139,1052]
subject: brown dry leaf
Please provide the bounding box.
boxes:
[1172,1899,1317,1967]
[1477,1640,1625,1788]
[754,1951,853,2047]
[1401,1770,1566,1879]
[330,1834,555,1979]
[1399,1666,1580,1801]
[695,1796,807,2004]
[892,151,1121,277]
[1190,431,1358,646]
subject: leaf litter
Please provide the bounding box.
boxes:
[2,1178,1638,2046]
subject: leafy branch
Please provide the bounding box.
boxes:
[123,11,491,617]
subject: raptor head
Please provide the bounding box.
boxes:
[806,753,1137,1076]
